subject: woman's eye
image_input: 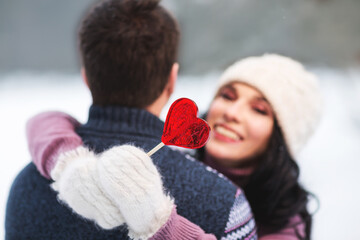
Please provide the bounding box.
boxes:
[253,107,267,115]
[221,93,233,100]
[219,90,236,100]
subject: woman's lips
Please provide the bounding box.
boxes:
[213,124,243,143]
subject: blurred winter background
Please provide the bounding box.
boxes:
[1,0,360,239]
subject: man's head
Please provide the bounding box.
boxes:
[79,0,180,109]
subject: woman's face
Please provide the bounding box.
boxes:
[205,82,274,167]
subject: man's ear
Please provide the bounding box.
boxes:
[81,67,90,89]
[167,63,179,96]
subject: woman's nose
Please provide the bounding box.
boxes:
[223,101,244,123]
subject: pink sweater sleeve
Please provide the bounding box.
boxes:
[26,111,83,179]
[259,215,305,240]
[149,206,216,240]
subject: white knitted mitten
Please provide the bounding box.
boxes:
[51,146,125,229]
[97,145,174,240]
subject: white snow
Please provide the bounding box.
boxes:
[1,68,360,239]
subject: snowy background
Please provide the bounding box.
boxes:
[1,68,360,239]
[1,0,360,239]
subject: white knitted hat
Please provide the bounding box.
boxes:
[218,54,322,157]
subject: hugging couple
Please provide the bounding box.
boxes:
[6,0,321,239]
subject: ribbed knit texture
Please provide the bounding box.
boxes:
[149,207,216,240]
[5,105,255,239]
[26,111,83,179]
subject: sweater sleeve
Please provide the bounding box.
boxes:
[258,215,305,240]
[26,111,83,179]
[150,189,258,240]
[149,206,216,240]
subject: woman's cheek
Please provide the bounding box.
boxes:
[207,102,225,124]
[248,117,273,140]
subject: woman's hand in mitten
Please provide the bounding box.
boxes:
[97,145,174,240]
[51,146,125,229]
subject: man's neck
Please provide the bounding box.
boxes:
[83,105,164,137]
[145,94,169,117]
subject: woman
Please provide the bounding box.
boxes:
[27,54,322,239]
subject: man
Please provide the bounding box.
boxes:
[5,0,256,239]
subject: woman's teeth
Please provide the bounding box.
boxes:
[215,126,240,140]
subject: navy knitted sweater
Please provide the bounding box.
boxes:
[6,105,256,240]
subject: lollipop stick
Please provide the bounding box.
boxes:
[147,142,165,157]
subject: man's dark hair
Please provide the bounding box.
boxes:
[79,0,180,107]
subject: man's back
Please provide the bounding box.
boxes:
[6,105,256,239]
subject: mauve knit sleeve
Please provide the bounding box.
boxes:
[149,206,216,240]
[26,111,83,179]
[258,215,305,240]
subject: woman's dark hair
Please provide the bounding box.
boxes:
[197,118,313,239]
[244,120,312,239]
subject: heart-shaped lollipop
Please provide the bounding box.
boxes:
[147,98,211,156]
[162,98,210,148]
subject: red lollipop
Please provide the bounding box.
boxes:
[147,98,211,156]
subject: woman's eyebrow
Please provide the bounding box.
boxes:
[218,85,237,94]
[224,85,237,92]
[255,97,270,104]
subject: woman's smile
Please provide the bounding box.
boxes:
[213,124,243,143]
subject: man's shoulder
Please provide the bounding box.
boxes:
[8,163,50,194]
[5,163,130,239]
[6,163,57,221]
[6,163,53,238]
